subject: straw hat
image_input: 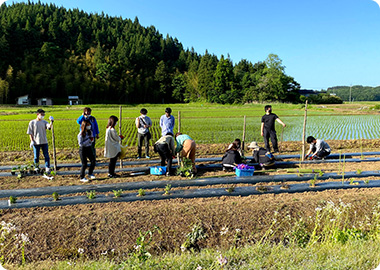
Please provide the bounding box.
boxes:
[247,141,260,150]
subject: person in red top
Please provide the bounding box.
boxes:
[261,105,286,153]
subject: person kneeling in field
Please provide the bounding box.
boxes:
[154,132,175,176]
[78,120,96,183]
[222,142,242,171]
[248,141,275,168]
[305,136,331,160]
[175,132,197,174]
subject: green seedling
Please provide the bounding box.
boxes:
[137,188,146,197]
[356,169,362,175]
[113,189,123,198]
[319,171,324,177]
[256,185,269,193]
[310,175,317,188]
[9,196,17,204]
[52,192,60,201]
[17,173,22,179]
[86,190,96,199]
[364,179,370,185]
[226,185,235,193]
[50,171,57,176]
[164,184,172,195]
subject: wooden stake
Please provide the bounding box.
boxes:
[301,100,308,161]
[51,122,57,171]
[177,111,181,166]
[119,106,123,168]
[242,115,246,156]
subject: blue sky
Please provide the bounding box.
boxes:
[2,0,380,90]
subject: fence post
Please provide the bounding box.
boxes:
[242,115,246,156]
[302,100,308,161]
[119,106,123,168]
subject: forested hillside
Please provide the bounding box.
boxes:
[327,86,380,102]
[0,2,301,104]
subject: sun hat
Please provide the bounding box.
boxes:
[247,141,260,150]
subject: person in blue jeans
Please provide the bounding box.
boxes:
[77,107,99,158]
[27,109,54,172]
[78,119,96,182]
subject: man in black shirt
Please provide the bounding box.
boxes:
[261,105,286,153]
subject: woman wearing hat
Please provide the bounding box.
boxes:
[248,141,275,168]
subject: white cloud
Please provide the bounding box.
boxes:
[0,0,7,5]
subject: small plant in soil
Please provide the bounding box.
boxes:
[319,171,324,177]
[364,179,370,185]
[163,184,172,195]
[86,190,96,199]
[176,158,194,178]
[280,181,290,189]
[310,175,317,188]
[113,189,123,198]
[256,185,269,193]
[132,225,161,262]
[181,224,207,252]
[356,169,362,175]
[50,171,57,176]
[52,192,60,201]
[11,167,17,175]
[9,196,17,204]
[137,188,146,197]
[226,185,235,193]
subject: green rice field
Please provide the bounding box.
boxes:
[0,103,379,151]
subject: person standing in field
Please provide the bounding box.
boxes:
[175,132,197,174]
[160,107,175,136]
[154,132,175,176]
[135,108,152,159]
[104,115,123,178]
[305,136,331,160]
[78,120,96,182]
[261,105,286,153]
[77,107,99,158]
[27,109,54,172]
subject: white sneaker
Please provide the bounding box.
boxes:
[80,178,89,183]
[88,174,96,180]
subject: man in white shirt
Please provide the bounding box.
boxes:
[305,136,331,160]
[27,109,54,171]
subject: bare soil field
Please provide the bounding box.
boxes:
[1,139,380,264]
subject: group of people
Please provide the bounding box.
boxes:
[27,105,331,182]
[27,107,197,182]
[221,105,332,169]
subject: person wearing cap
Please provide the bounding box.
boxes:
[160,107,175,136]
[305,136,331,160]
[154,132,175,176]
[135,108,152,159]
[222,142,242,171]
[175,132,197,174]
[248,141,275,168]
[77,107,100,158]
[261,105,286,153]
[27,109,54,173]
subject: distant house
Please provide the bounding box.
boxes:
[16,95,31,105]
[37,98,53,106]
[68,96,82,105]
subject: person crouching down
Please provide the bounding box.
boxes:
[222,142,242,171]
[248,141,275,168]
[154,132,175,176]
[175,132,197,174]
[305,136,331,160]
[78,120,96,183]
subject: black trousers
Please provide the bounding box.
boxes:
[79,146,95,178]
[311,146,330,158]
[263,129,278,152]
[138,133,150,157]
[156,143,172,173]
[109,152,120,175]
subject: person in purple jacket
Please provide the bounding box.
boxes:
[77,107,99,158]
